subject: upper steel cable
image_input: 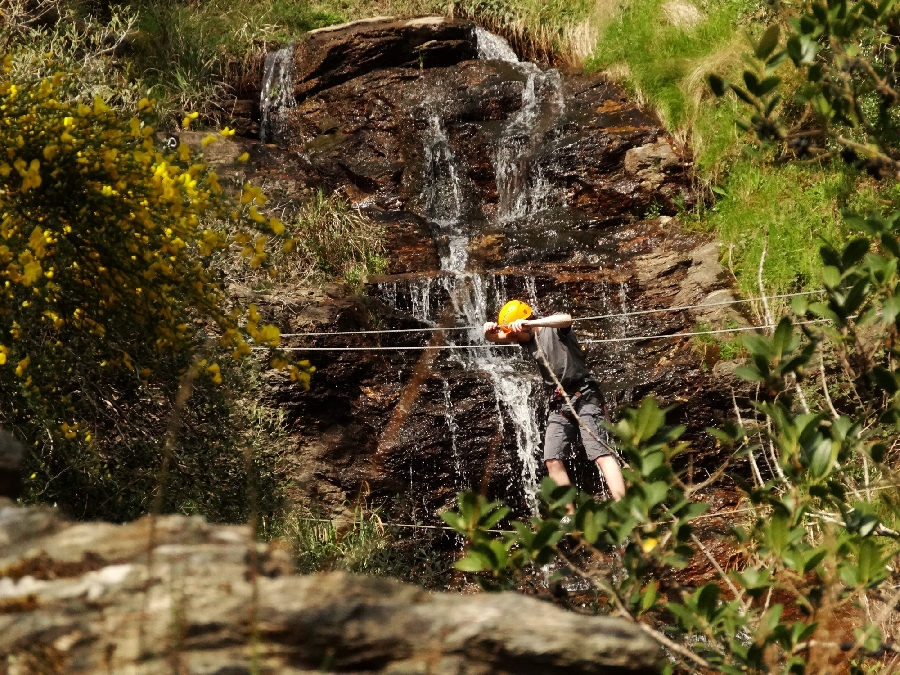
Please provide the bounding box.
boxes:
[275,289,823,338]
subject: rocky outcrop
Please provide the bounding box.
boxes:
[202,18,749,518]
[294,18,479,100]
[0,501,662,674]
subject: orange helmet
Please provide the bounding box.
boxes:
[498,300,532,326]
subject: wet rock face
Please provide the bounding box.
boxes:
[245,18,744,519]
[275,39,692,255]
[0,502,663,674]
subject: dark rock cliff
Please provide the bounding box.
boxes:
[211,17,749,520]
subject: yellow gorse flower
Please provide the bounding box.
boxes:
[0,64,313,447]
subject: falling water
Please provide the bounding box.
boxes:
[495,66,564,223]
[443,380,462,476]
[259,45,296,143]
[450,275,544,511]
[618,282,631,327]
[474,26,519,63]
[422,116,468,271]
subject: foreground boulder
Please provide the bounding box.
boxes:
[0,502,661,674]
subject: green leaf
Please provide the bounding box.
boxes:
[809,439,836,479]
[582,511,600,544]
[708,74,728,97]
[454,553,487,572]
[772,317,794,356]
[481,505,510,529]
[532,521,563,550]
[756,75,781,98]
[842,237,870,267]
[857,624,883,652]
[743,70,761,96]
[697,583,720,619]
[822,265,842,288]
[804,548,828,573]
[641,581,658,612]
[733,365,766,383]
[765,50,789,72]
[440,511,464,532]
[858,514,880,538]
[755,24,781,60]
[787,34,819,65]
[731,85,755,106]
[666,602,701,630]
[643,480,669,508]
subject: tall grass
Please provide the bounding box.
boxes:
[276,506,455,588]
[128,0,345,125]
[289,191,388,286]
[589,0,757,141]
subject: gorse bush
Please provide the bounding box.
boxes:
[0,56,309,518]
[444,207,900,673]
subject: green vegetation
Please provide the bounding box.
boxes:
[279,506,454,588]
[445,209,900,669]
[129,0,344,124]
[590,0,754,149]
[288,190,388,286]
[0,1,390,524]
[588,0,900,298]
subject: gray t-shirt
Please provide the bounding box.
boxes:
[524,326,592,392]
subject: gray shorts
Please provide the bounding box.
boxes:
[544,397,614,462]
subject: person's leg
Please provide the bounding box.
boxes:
[595,455,625,501]
[544,410,576,512]
[579,398,626,501]
[545,458,571,486]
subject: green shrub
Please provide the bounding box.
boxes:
[0,58,308,519]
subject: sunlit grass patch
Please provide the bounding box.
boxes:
[692,161,883,297]
[588,0,758,134]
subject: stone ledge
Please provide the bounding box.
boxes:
[0,502,662,674]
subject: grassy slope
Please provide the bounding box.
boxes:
[588,0,900,298]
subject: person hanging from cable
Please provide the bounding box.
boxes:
[483,300,625,503]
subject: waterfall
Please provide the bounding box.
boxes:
[449,275,544,512]
[495,67,564,223]
[474,26,519,63]
[259,44,296,143]
[443,380,462,477]
[422,116,468,271]
[375,31,575,514]
[376,273,546,512]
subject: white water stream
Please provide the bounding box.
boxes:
[377,31,565,510]
[259,45,296,143]
[495,66,563,223]
[258,26,571,512]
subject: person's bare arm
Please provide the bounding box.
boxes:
[506,313,573,334]
[526,313,573,329]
